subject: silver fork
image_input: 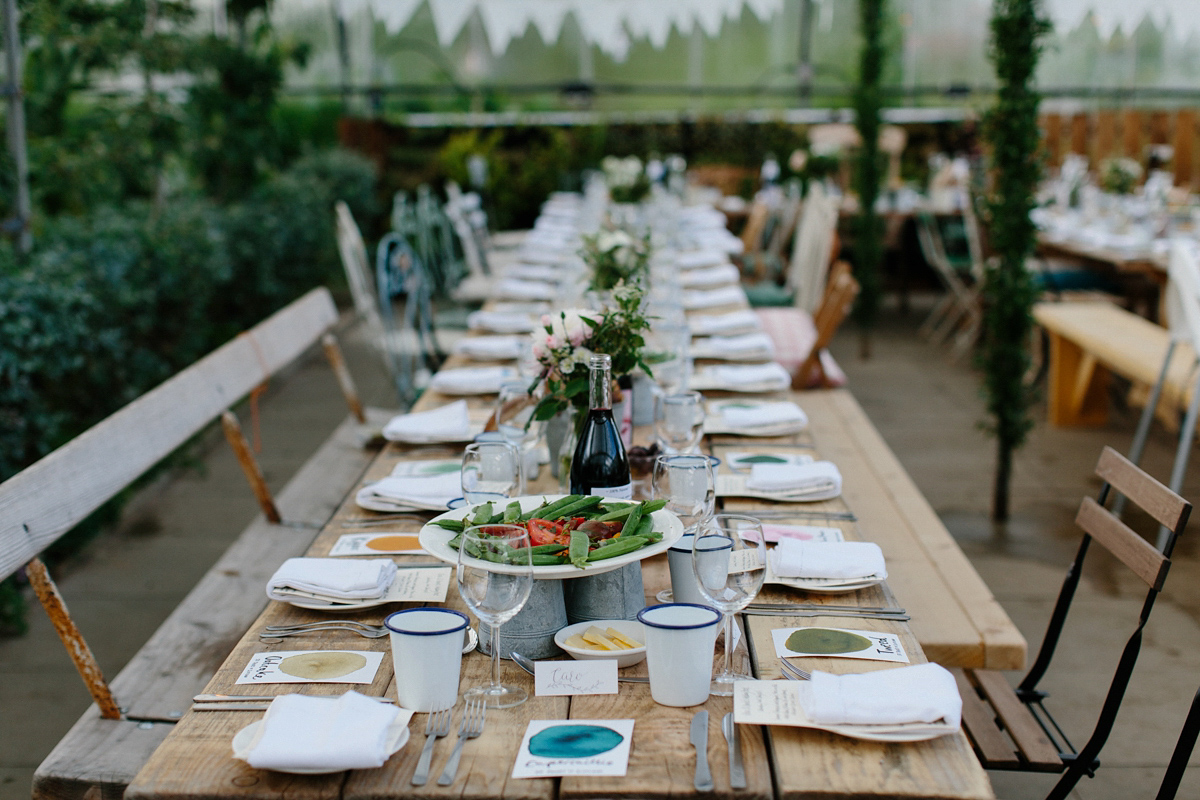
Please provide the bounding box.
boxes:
[259,625,388,640]
[411,707,453,786]
[265,620,386,633]
[437,698,486,785]
[780,660,812,681]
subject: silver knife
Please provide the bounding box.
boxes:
[722,712,746,789]
[690,710,714,791]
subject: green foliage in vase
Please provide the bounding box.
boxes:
[981,0,1052,520]
[580,230,651,292]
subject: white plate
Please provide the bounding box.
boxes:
[767,574,886,594]
[355,495,454,514]
[231,717,410,774]
[814,720,958,742]
[418,495,684,580]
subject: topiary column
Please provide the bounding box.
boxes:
[982,0,1051,521]
[853,0,885,356]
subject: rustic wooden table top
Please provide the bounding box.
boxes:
[126,291,1008,800]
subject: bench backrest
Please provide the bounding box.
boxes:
[0,287,339,583]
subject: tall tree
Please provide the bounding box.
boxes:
[981,0,1050,520]
[852,0,885,355]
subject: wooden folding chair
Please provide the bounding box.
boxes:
[786,182,840,314]
[953,446,1191,800]
[793,261,860,389]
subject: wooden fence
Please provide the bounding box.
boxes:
[1039,108,1198,187]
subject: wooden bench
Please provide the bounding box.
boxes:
[6,288,389,800]
[1033,301,1197,427]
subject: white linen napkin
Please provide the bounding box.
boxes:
[454,335,525,361]
[721,401,807,429]
[711,362,791,388]
[356,470,462,512]
[494,278,557,301]
[267,558,397,603]
[467,310,537,333]
[697,333,776,358]
[689,310,762,336]
[746,461,842,495]
[503,263,560,282]
[680,264,741,287]
[802,664,962,728]
[430,366,514,394]
[682,285,746,310]
[676,249,729,269]
[242,691,401,771]
[383,400,471,442]
[769,540,886,580]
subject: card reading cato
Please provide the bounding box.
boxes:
[236,650,385,685]
[770,627,909,664]
[512,720,635,779]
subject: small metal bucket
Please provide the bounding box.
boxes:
[477,578,567,659]
[562,563,646,624]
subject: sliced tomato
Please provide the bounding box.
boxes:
[527,518,563,546]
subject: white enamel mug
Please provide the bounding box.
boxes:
[385,608,470,711]
[636,603,722,707]
[667,533,728,606]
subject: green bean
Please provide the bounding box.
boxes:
[519,494,584,522]
[622,503,645,542]
[569,529,590,569]
[431,518,465,532]
[586,535,650,561]
[594,503,638,521]
[510,544,567,560]
[531,554,570,566]
[633,517,655,539]
[470,502,494,526]
[552,495,604,519]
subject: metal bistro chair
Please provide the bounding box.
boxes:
[375,233,442,407]
[1119,241,1200,550]
[953,446,1191,800]
[915,208,983,361]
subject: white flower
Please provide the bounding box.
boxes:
[596,230,633,253]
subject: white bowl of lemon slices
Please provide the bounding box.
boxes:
[554,619,647,668]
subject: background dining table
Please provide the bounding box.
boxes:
[125,280,1016,800]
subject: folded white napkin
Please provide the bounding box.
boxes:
[356,470,462,512]
[711,362,791,388]
[770,540,886,580]
[747,461,842,495]
[519,248,571,265]
[802,664,962,728]
[467,310,537,333]
[243,691,401,771]
[431,366,514,394]
[689,310,762,336]
[682,285,746,310]
[680,264,741,287]
[267,558,397,603]
[454,335,525,361]
[503,262,560,282]
[494,278,557,301]
[722,401,807,429]
[677,250,731,270]
[383,400,471,442]
[697,333,776,357]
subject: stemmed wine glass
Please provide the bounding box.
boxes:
[652,454,715,534]
[495,381,541,491]
[655,391,704,454]
[461,441,522,505]
[457,524,534,708]
[692,514,766,695]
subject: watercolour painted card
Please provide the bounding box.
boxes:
[329,532,425,556]
[235,650,385,685]
[770,627,909,664]
[512,719,635,779]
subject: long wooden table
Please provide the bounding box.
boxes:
[126,284,1022,800]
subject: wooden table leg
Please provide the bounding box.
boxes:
[1046,332,1110,426]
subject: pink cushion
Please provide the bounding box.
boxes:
[754,308,847,388]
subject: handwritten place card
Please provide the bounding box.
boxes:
[512,719,635,778]
[236,650,384,685]
[534,660,618,696]
[329,532,425,556]
[734,679,806,727]
[771,626,909,664]
[380,567,451,603]
[756,524,845,544]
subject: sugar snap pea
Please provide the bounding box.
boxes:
[568,529,590,569]
[587,535,650,561]
[518,494,583,522]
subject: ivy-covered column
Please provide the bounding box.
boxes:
[853,0,885,356]
[982,0,1051,521]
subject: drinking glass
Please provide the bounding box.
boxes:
[461,441,521,505]
[652,454,715,534]
[457,524,534,707]
[692,514,767,695]
[495,381,541,490]
[655,391,704,454]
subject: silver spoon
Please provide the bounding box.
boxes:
[510,651,649,683]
